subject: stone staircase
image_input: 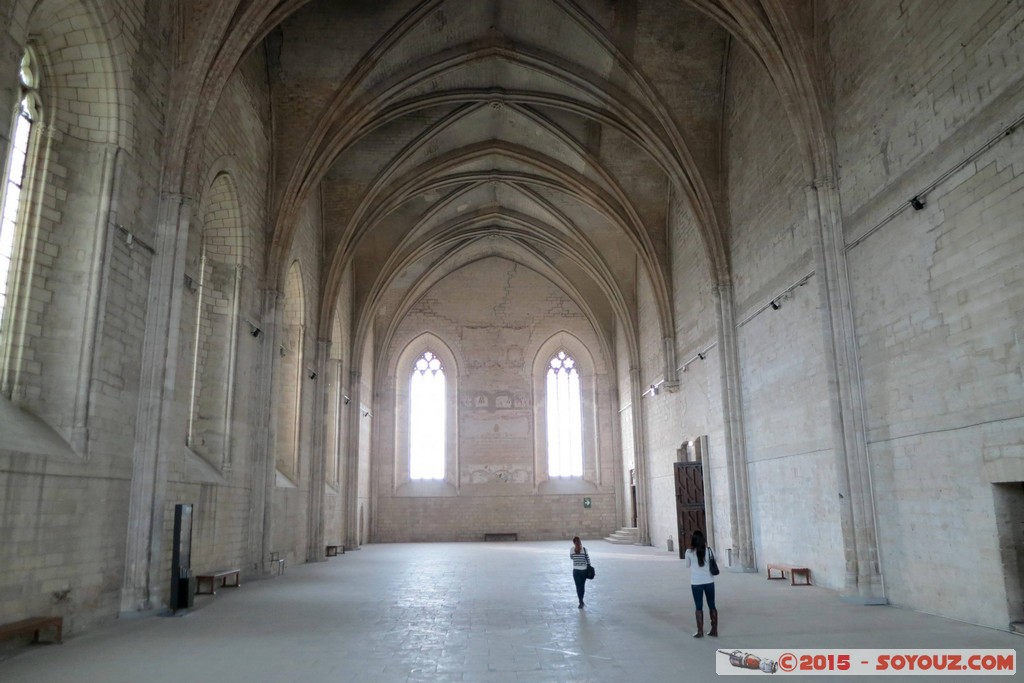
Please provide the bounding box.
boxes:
[604,527,640,544]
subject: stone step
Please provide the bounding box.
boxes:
[604,527,640,544]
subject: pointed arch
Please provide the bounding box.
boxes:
[532,330,601,494]
[0,7,125,456]
[391,332,459,496]
[185,171,244,469]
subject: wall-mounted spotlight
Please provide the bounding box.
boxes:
[362,410,371,418]
[770,299,781,310]
[279,345,286,357]
[244,319,262,338]
[697,352,705,361]
[909,196,925,211]
[183,274,198,293]
[343,395,351,405]
[307,369,317,380]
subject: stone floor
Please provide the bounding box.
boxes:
[1,541,1019,682]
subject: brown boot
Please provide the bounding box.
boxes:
[693,610,704,638]
[708,608,718,637]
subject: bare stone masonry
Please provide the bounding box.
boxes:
[0,0,1020,640]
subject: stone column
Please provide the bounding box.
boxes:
[343,368,362,550]
[246,288,278,576]
[120,192,193,612]
[329,357,346,537]
[714,282,755,570]
[662,336,680,391]
[306,338,329,561]
[806,179,884,603]
[629,367,651,545]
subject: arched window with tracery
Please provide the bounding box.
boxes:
[409,350,445,480]
[546,350,583,477]
[0,48,40,337]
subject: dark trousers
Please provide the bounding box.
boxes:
[691,582,716,611]
[573,569,587,602]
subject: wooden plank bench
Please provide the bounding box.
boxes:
[195,568,241,595]
[0,616,63,644]
[767,563,811,586]
[325,544,344,556]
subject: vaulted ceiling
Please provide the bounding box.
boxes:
[181,0,766,367]
[277,2,728,354]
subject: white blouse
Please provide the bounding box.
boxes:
[684,547,716,585]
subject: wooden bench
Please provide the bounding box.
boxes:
[483,533,517,542]
[325,544,344,556]
[767,563,811,586]
[195,568,241,595]
[0,616,63,644]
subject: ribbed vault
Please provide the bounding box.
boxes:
[255,0,738,387]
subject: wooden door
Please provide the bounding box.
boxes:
[674,462,706,559]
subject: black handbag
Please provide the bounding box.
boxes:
[708,548,720,576]
[586,563,595,580]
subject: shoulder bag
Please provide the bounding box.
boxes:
[708,548,720,576]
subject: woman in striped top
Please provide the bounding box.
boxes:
[570,536,590,608]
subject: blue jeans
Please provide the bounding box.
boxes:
[573,569,587,602]
[691,582,716,611]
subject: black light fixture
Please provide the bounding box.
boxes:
[909,196,925,210]
[770,300,781,310]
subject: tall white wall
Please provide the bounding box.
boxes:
[826,0,1024,626]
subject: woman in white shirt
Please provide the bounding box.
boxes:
[684,529,718,637]
[570,536,590,608]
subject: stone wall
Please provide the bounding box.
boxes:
[0,0,167,631]
[373,257,617,542]
[825,0,1024,626]
[0,0,1021,637]
[164,48,274,582]
[722,40,844,586]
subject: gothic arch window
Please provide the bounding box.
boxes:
[409,350,445,480]
[546,350,583,477]
[532,332,602,492]
[0,48,40,336]
[184,172,242,469]
[393,334,458,494]
[0,9,125,458]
